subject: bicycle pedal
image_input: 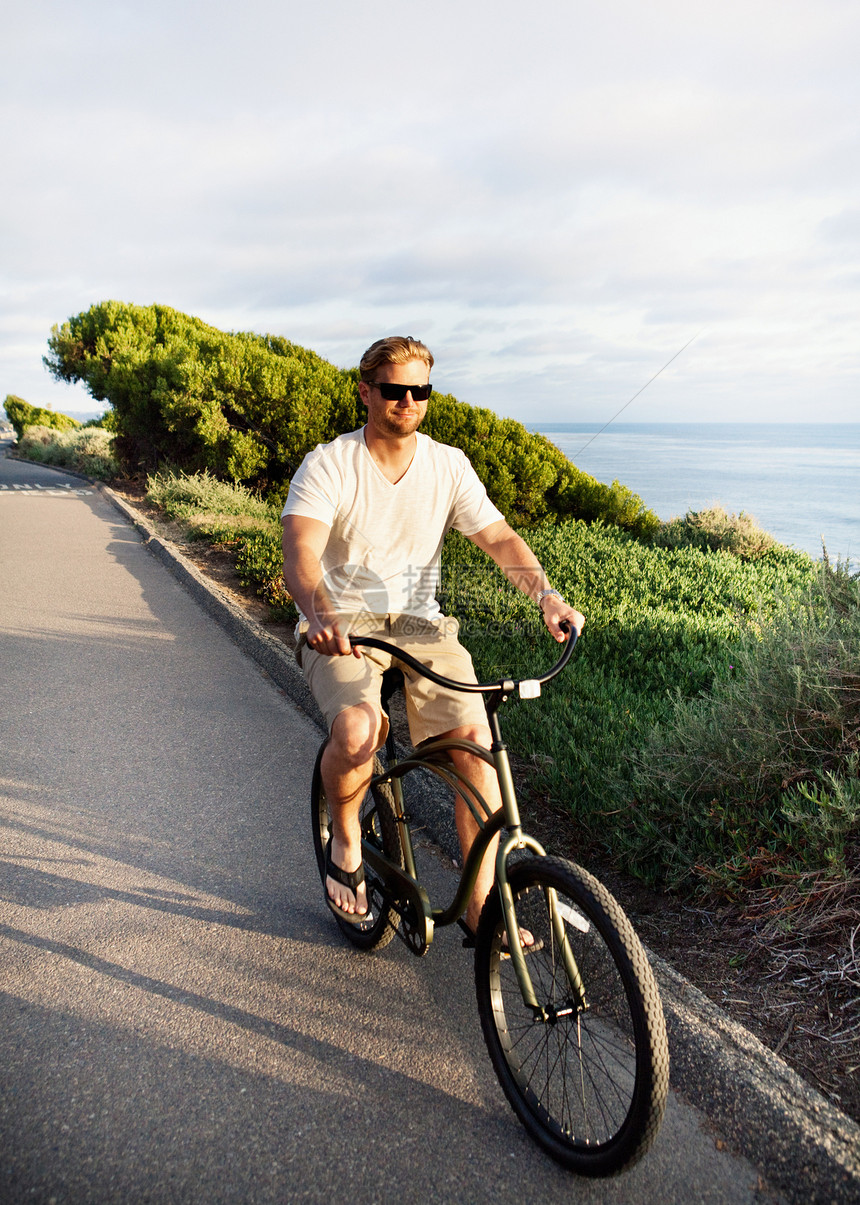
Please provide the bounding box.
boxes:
[457,918,476,949]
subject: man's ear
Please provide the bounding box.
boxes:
[358,380,370,408]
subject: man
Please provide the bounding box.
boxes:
[282,336,584,934]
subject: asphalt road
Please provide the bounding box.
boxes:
[0,440,773,1203]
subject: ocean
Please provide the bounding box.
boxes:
[530,423,860,567]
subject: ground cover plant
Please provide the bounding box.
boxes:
[438,521,820,835]
[623,563,860,897]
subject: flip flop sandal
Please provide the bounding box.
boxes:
[325,840,370,925]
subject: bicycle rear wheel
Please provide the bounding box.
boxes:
[475,856,668,1176]
[311,743,405,951]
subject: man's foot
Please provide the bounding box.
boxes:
[325,840,369,923]
[499,928,543,956]
[457,917,543,952]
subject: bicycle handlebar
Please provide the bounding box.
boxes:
[349,622,578,696]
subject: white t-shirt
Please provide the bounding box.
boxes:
[282,428,504,623]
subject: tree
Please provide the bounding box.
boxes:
[4,394,80,441]
[44,302,360,488]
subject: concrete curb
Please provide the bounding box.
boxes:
[96,479,860,1204]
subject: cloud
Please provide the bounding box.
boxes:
[2,0,859,422]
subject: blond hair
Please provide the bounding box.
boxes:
[359,336,434,382]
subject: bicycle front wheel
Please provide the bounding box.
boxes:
[311,743,405,951]
[475,856,668,1176]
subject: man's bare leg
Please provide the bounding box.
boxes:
[320,703,384,916]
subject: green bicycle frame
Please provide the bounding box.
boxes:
[366,702,588,1016]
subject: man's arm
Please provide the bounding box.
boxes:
[467,519,585,642]
[281,514,356,656]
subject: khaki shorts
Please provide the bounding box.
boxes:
[295,613,488,746]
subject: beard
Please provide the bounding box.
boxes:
[375,408,424,436]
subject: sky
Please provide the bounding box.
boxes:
[2,0,859,425]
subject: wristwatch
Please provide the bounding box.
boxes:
[536,588,564,609]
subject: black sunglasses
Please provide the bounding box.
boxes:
[367,381,433,402]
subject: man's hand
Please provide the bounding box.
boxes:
[540,595,585,643]
[305,613,360,657]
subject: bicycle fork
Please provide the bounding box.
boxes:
[496,834,589,1021]
[490,726,588,1021]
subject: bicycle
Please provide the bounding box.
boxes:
[311,625,669,1176]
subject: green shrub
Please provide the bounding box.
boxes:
[145,469,276,522]
[17,424,118,479]
[4,394,80,441]
[145,470,294,616]
[44,302,361,488]
[235,529,297,618]
[654,504,776,559]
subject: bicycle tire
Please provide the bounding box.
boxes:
[475,856,668,1176]
[311,743,405,951]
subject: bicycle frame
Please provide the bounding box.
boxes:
[354,628,588,1016]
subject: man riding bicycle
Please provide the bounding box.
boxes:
[281,336,584,932]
